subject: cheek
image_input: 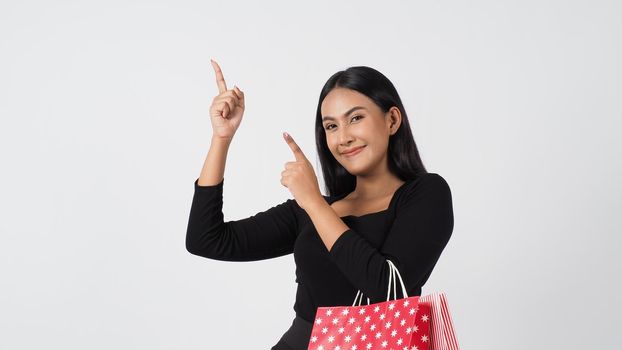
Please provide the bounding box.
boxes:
[327,142,338,157]
[326,137,338,153]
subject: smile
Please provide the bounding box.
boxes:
[342,146,366,157]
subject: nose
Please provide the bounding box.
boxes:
[337,127,354,147]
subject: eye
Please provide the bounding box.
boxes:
[324,115,363,131]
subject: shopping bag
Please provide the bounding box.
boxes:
[308,259,433,350]
[419,292,460,350]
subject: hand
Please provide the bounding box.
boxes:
[281,132,323,211]
[209,59,245,140]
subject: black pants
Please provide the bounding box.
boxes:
[271,315,313,350]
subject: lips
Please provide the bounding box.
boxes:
[341,145,365,155]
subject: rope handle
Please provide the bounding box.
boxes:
[351,259,408,306]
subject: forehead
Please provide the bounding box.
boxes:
[321,88,374,116]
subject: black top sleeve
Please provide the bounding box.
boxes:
[327,173,454,301]
[185,178,300,262]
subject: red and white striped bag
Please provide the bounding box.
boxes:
[420,292,460,350]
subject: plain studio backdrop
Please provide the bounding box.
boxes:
[1,0,620,349]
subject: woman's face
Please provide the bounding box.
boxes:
[321,88,400,176]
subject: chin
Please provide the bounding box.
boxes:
[343,164,368,175]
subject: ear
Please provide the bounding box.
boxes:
[386,107,402,135]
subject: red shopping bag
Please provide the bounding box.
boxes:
[308,260,433,350]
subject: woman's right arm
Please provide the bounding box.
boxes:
[185,60,299,261]
[186,136,300,261]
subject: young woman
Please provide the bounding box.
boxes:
[186,60,454,350]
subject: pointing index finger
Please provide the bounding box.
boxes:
[210,59,227,94]
[284,132,307,162]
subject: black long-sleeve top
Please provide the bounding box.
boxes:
[185,172,454,324]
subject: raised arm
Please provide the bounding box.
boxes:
[327,173,454,301]
[185,59,299,261]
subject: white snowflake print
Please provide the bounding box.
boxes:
[309,296,432,350]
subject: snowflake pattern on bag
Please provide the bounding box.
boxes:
[308,295,431,350]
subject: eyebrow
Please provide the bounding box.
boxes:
[322,106,367,122]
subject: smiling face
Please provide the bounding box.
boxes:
[321,87,401,176]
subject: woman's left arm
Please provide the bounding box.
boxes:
[323,173,455,301]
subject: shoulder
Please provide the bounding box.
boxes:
[396,172,452,208]
[393,173,454,239]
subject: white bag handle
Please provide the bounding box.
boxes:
[351,259,408,306]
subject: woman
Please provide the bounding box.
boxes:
[186,59,454,350]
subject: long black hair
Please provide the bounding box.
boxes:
[315,66,427,197]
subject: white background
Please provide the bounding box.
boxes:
[1,0,620,349]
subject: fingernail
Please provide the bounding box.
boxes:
[283,132,289,139]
